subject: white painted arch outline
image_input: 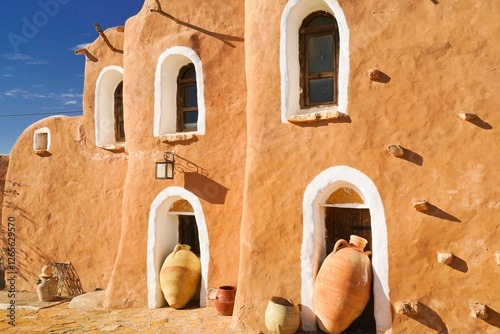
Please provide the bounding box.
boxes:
[95,65,124,147]
[280,0,349,122]
[301,166,391,332]
[147,187,209,308]
[154,46,206,136]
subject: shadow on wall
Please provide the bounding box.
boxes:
[149,0,244,48]
[294,115,352,128]
[421,203,461,223]
[448,254,468,273]
[407,302,449,333]
[184,172,228,205]
[485,306,500,329]
[2,181,54,288]
[395,147,423,166]
[469,116,493,130]
[371,71,391,84]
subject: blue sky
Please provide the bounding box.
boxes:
[0,0,143,154]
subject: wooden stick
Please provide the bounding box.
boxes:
[94,23,123,54]
[74,48,98,62]
[150,0,181,24]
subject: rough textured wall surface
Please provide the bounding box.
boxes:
[234,0,500,333]
[104,0,246,308]
[1,28,127,293]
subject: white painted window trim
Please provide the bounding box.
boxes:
[280,0,349,123]
[33,127,51,152]
[147,186,209,308]
[301,166,391,333]
[94,65,124,149]
[154,46,206,137]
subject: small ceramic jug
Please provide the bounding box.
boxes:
[214,286,237,316]
[36,265,58,302]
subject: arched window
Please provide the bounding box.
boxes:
[94,66,124,148]
[280,0,349,122]
[299,12,339,108]
[154,46,205,139]
[177,64,198,132]
[114,81,125,141]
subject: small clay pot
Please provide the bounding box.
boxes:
[36,277,58,302]
[265,296,300,334]
[214,286,236,316]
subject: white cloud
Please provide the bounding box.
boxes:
[26,60,48,65]
[3,53,31,61]
[4,88,48,99]
[3,53,48,65]
[70,43,91,51]
[2,74,12,77]
[4,88,29,97]
[3,88,82,108]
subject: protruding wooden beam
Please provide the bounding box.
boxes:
[74,48,98,62]
[458,113,476,121]
[150,0,181,24]
[369,69,380,80]
[387,144,404,157]
[94,23,123,54]
[413,200,428,211]
[437,252,453,265]
[116,26,125,33]
[396,300,420,316]
[470,302,488,320]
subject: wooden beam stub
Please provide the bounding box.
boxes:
[94,23,123,54]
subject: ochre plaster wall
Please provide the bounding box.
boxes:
[234,0,500,333]
[104,0,246,308]
[1,28,127,293]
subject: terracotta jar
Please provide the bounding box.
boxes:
[264,296,300,334]
[313,235,372,334]
[36,265,58,302]
[215,286,237,316]
[160,244,201,309]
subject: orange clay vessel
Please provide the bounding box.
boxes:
[313,235,372,334]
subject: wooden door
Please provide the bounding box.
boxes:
[178,215,200,257]
[325,207,375,334]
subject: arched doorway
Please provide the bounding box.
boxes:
[147,187,209,308]
[300,166,391,332]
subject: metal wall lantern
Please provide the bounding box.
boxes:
[155,150,176,179]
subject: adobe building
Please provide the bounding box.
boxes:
[2,0,499,333]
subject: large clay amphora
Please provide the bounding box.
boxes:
[313,235,372,334]
[160,244,201,309]
[265,296,300,334]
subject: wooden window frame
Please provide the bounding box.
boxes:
[114,81,125,142]
[299,11,339,108]
[177,64,198,132]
